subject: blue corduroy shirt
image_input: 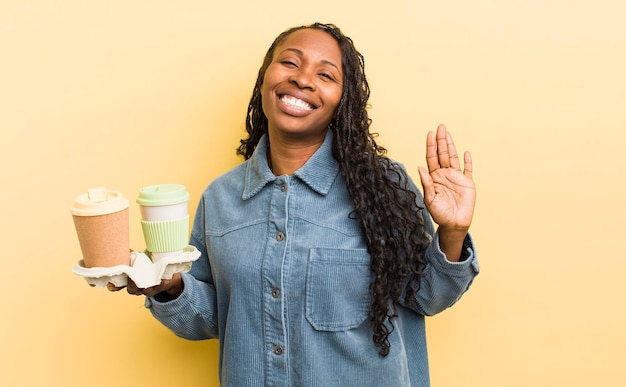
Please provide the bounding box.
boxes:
[147,131,479,386]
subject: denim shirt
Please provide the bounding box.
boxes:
[146,131,479,387]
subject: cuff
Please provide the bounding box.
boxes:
[144,272,194,316]
[427,232,480,276]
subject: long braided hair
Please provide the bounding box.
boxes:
[237,23,430,356]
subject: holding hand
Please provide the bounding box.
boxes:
[107,272,184,300]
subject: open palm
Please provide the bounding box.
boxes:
[418,124,475,231]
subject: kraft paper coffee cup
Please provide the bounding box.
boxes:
[136,184,190,261]
[70,187,130,268]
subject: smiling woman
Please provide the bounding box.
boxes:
[117,22,479,387]
[261,28,344,173]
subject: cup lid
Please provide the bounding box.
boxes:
[70,187,130,216]
[136,184,190,206]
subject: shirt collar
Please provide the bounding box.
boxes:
[242,131,339,200]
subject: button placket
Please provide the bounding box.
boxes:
[262,176,291,385]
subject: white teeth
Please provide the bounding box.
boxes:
[281,95,313,111]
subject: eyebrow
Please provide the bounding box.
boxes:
[281,48,341,72]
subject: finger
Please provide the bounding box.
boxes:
[141,286,160,298]
[132,286,158,297]
[126,279,143,296]
[425,130,439,173]
[418,166,435,205]
[436,124,451,168]
[463,151,473,179]
[106,282,125,292]
[446,132,461,171]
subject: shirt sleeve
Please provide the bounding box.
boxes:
[403,164,480,316]
[409,231,479,316]
[144,195,219,340]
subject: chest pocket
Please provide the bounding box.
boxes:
[305,248,372,331]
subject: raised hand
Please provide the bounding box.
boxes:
[418,124,475,261]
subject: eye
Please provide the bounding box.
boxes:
[281,60,297,67]
[318,72,338,82]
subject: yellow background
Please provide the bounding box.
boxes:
[1,1,624,386]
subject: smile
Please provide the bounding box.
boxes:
[280,95,315,111]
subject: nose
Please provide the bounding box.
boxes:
[289,68,315,90]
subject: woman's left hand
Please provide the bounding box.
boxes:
[418,124,475,238]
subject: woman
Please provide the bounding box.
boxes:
[123,23,479,386]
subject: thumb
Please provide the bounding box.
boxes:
[418,166,434,201]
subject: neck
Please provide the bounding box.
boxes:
[266,131,326,176]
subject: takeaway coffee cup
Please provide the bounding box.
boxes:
[70,187,130,268]
[136,184,190,261]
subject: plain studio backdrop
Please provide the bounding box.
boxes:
[1,1,624,385]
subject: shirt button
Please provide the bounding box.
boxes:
[276,232,285,241]
[271,288,280,298]
[281,183,287,192]
[273,345,283,355]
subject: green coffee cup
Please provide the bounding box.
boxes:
[136,184,190,260]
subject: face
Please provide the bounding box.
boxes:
[261,28,344,142]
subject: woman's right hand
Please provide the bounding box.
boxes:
[107,272,184,301]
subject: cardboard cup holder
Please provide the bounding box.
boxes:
[72,245,201,288]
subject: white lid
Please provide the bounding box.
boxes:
[70,187,129,216]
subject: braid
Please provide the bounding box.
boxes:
[239,23,430,356]
[331,46,429,354]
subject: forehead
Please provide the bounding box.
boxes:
[274,28,342,66]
